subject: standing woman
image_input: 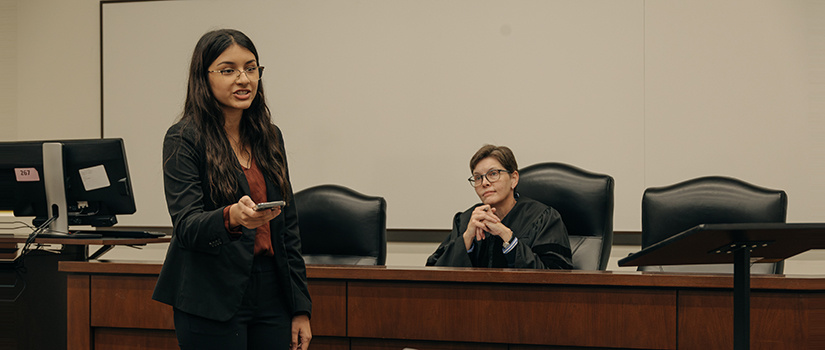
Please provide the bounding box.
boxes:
[153,29,311,350]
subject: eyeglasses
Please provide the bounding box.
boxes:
[468,169,510,187]
[207,66,265,80]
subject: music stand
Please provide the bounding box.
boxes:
[618,222,825,350]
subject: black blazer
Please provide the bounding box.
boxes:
[152,121,311,321]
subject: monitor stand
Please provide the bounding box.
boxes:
[42,142,69,236]
[35,143,112,240]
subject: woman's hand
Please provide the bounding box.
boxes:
[462,205,502,249]
[482,219,514,244]
[228,195,282,230]
[291,314,312,350]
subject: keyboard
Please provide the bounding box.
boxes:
[37,232,102,239]
[73,230,167,239]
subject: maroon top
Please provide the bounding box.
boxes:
[222,157,274,256]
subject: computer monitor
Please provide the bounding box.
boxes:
[0,138,136,234]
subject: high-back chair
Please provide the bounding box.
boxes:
[294,184,387,265]
[640,176,787,273]
[517,162,614,270]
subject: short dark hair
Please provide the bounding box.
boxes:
[469,144,518,173]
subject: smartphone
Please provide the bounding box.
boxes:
[254,200,285,211]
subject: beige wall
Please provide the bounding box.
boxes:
[4,0,825,272]
[100,0,647,230]
[9,0,825,225]
[97,0,825,231]
[14,0,99,140]
[644,0,825,223]
[0,0,16,140]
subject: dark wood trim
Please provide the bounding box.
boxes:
[613,230,642,245]
[60,261,825,291]
[61,260,163,274]
[386,228,448,242]
[346,281,677,348]
[0,236,170,246]
[59,262,825,349]
[66,274,91,350]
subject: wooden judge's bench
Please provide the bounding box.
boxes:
[58,261,825,350]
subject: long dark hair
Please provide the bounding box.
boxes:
[177,29,290,205]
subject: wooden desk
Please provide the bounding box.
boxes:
[59,262,825,350]
[0,236,169,350]
[0,235,171,261]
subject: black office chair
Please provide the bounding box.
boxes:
[640,176,787,273]
[294,184,387,265]
[517,162,614,270]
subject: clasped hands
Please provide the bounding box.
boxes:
[462,205,513,250]
[228,195,282,230]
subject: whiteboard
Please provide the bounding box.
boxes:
[102,0,824,230]
[102,0,644,229]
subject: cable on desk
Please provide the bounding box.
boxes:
[0,220,41,303]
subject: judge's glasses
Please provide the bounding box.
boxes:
[207,66,264,80]
[468,169,510,187]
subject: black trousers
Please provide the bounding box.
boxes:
[174,256,291,350]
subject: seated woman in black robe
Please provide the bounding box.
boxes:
[426,145,573,269]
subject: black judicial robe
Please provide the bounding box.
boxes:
[426,196,573,269]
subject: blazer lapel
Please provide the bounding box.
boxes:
[236,166,251,197]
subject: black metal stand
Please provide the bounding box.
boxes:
[617,223,825,350]
[733,244,750,350]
